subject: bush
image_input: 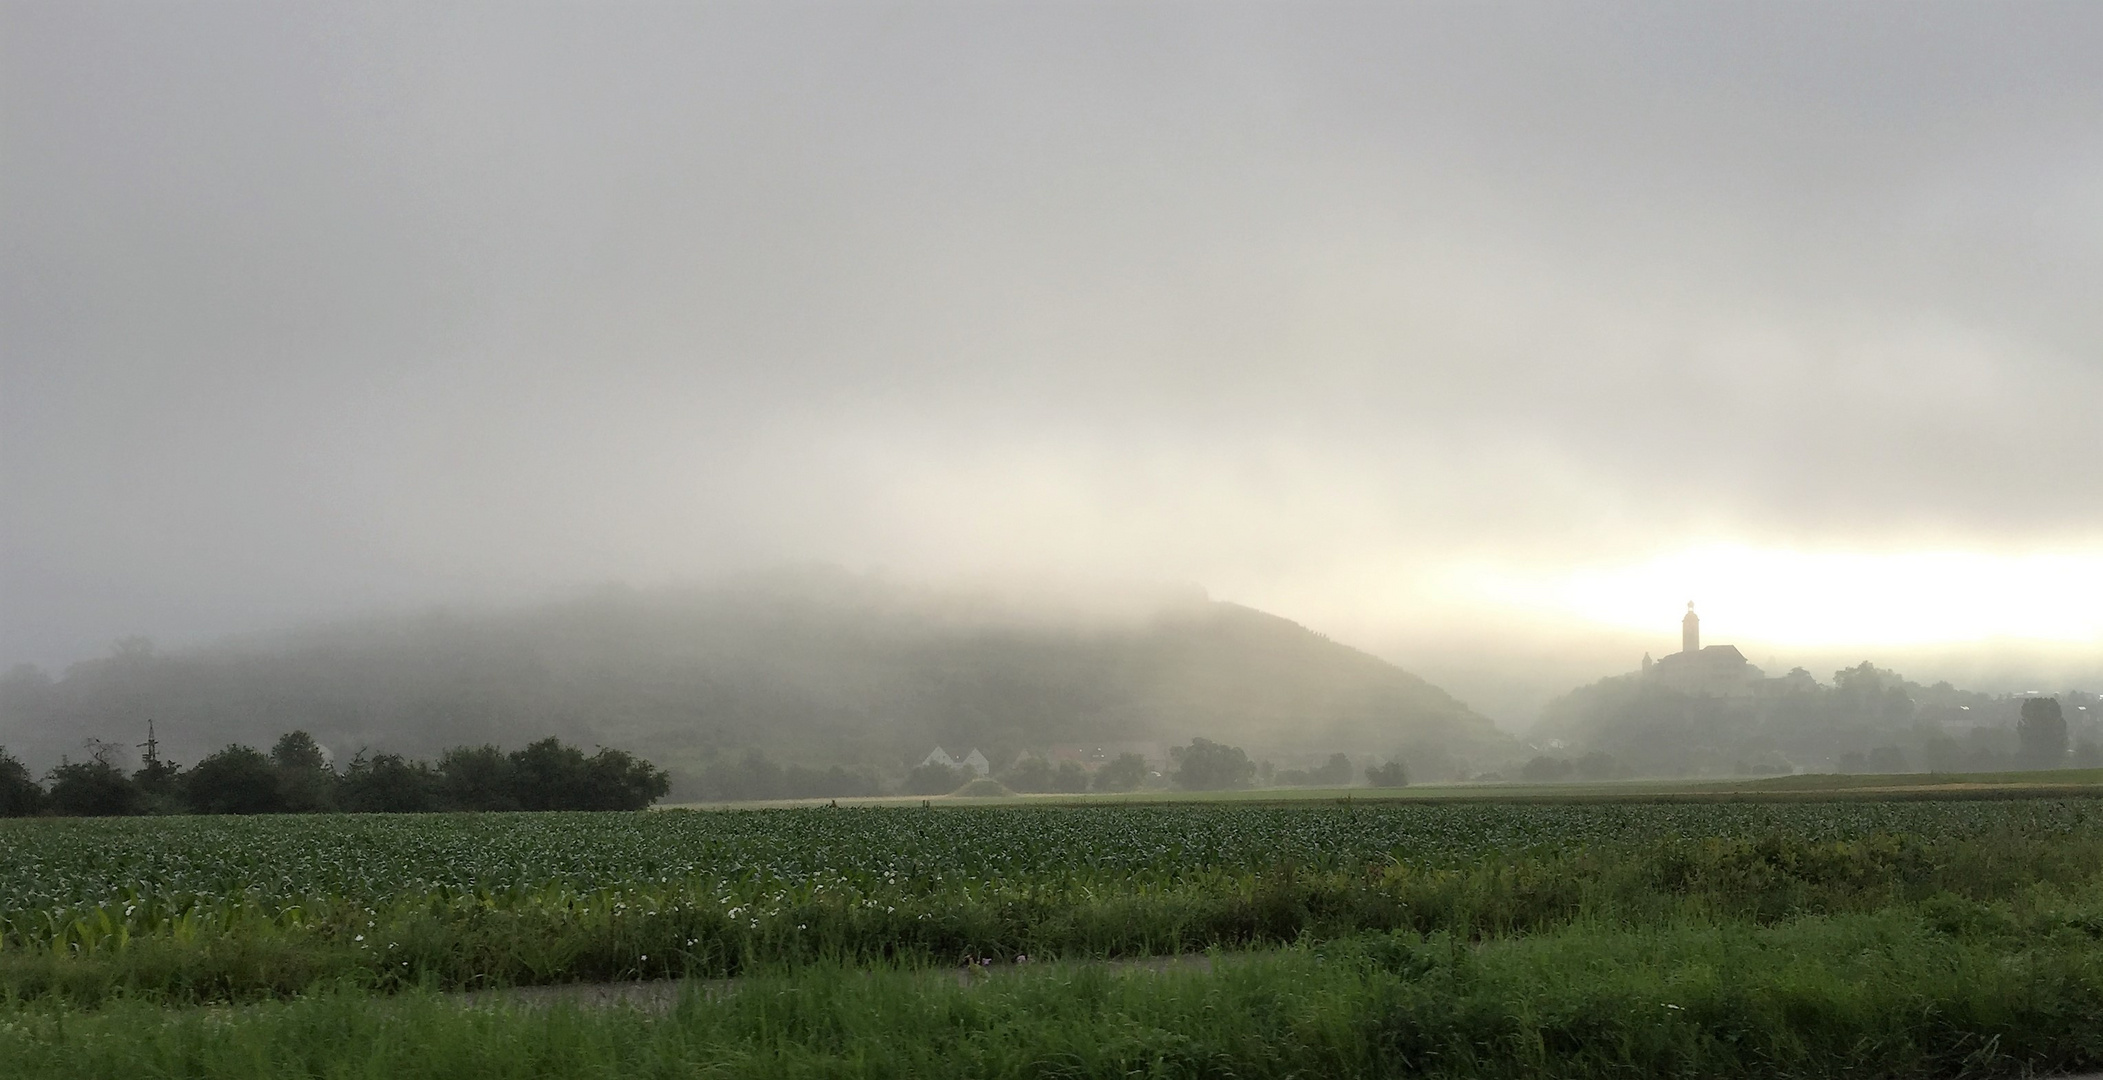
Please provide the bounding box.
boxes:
[1521,755,1574,782]
[691,751,875,802]
[1094,752,1148,792]
[340,752,438,812]
[571,745,672,811]
[1171,738,1256,790]
[0,746,46,816]
[906,761,965,795]
[1310,753,1354,786]
[1000,756,1056,793]
[436,745,518,811]
[182,745,286,814]
[47,751,142,816]
[1052,760,1089,793]
[1365,760,1408,787]
[271,731,337,812]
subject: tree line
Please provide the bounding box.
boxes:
[0,732,669,817]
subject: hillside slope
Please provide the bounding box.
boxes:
[1,571,1510,782]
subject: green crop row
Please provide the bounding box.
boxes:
[4,799,2103,1003]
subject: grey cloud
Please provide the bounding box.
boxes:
[3,2,2099,694]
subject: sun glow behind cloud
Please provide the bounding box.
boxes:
[1465,545,2103,649]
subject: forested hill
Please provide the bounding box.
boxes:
[1,571,1509,783]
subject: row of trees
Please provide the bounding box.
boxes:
[0,733,670,817]
[898,741,1408,796]
[1170,739,1408,791]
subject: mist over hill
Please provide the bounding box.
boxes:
[0,570,1511,788]
[1531,661,2102,780]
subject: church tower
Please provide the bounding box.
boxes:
[1682,602,1699,654]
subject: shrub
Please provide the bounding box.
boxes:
[906,761,965,795]
[1521,755,1574,782]
[1171,738,1255,790]
[47,749,142,817]
[436,745,518,811]
[340,752,438,812]
[271,731,337,812]
[1094,752,1148,792]
[1001,756,1056,793]
[0,746,46,816]
[182,745,286,814]
[1365,760,1408,787]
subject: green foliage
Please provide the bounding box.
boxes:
[271,731,337,812]
[45,755,141,817]
[436,745,518,810]
[905,762,965,795]
[7,798,2103,1004]
[508,738,669,812]
[998,756,1087,794]
[14,856,2103,1078]
[1522,755,1573,782]
[1365,760,1407,787]
[690,750,880,802]
[182,744,286,814]
[1172,738,1256,790]
[339,752,438,813]
[0,747,46,816]
[2022,697,2070,767]
[999,755,1056,792]
[1094,752,1148,792]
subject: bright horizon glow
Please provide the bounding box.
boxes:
[1465,545,2103,649]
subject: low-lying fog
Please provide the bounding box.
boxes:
[5,5,2099,741]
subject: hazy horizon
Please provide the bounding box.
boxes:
[5,3,2100,729]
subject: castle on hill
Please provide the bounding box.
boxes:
[1640,603,1764,696]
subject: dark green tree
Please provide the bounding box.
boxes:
[1310,753,1354,785]
[340,751,437,812]
[1000,755,1056,793]
[1051,760,1089,793]
[270,730,337,812]
[436,745,518,811]
[1365,760,1408,787]
[904,760,964,795]
[1093,752,1148,792]
[575,745,671,810]
[182,745,287,814]
[1170,738,1255,790]
[0,746,46,816]
[47,742,141,816]
[1521,755,1574,782]
[2019,697,2069,768]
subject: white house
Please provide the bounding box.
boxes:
[921,747,991,776]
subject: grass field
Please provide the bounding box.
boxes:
[8,789,2103,1076]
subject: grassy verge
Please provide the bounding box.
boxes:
[7,902,2103,1079]
[9,823,2103,1005]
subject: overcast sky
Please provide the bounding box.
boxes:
[4,2,2099,717]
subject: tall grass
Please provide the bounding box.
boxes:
[7,901,2103,1078]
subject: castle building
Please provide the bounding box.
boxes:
[1643,602,1763,696]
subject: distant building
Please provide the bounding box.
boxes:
[921,746,991,776]
[1643,602,1763,696]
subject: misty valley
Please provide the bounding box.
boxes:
[3,573,2093,805]
[8,1,2103,1076]
[5,574,2103,1078]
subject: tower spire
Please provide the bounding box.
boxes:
[1682,602,1699,654]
